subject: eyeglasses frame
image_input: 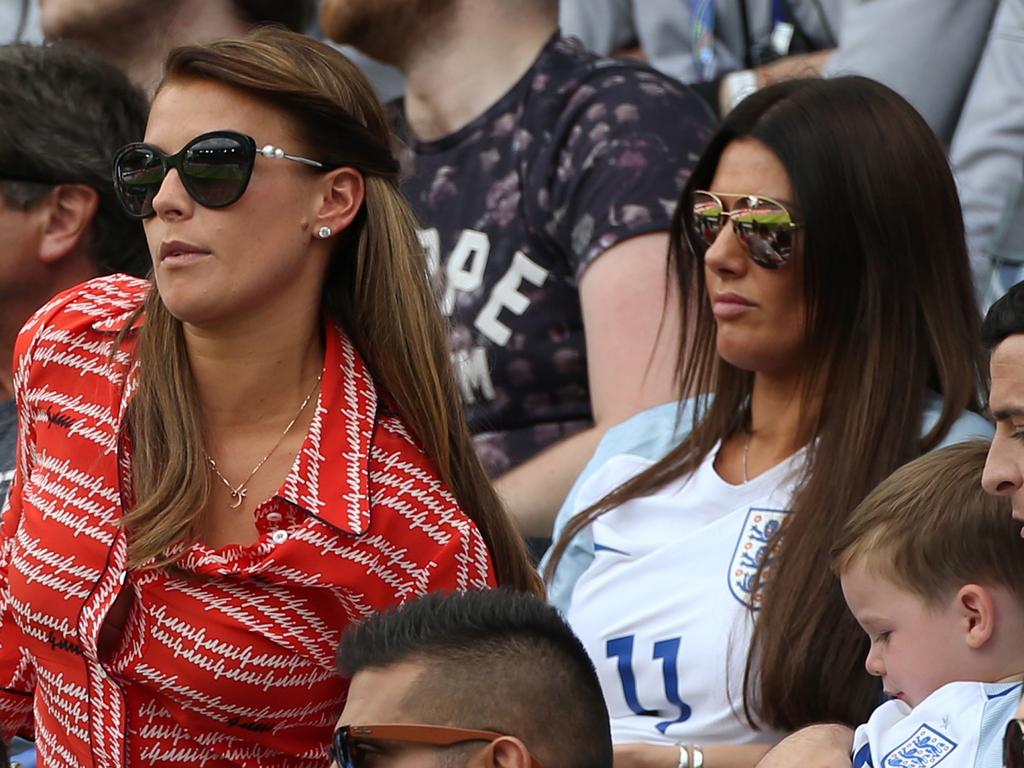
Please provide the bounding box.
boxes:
[112,129,333,219]
[690,189,803,269]
[331,723,544,768]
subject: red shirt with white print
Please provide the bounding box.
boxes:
[0,274,495,767]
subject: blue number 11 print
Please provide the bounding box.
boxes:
[607,634,693,733]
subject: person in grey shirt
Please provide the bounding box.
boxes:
[825,0,998,145]
[948,0,1024,308]
[0,43,149,507]
[559,0,841,114]
[562,0,997,145]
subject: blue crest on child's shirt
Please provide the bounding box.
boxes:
[727,507,786,609]
[882,724,956,768]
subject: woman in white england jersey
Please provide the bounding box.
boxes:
[544,76,993,768]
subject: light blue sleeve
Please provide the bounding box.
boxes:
[544,398,699,613]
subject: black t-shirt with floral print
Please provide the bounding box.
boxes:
[393,34,714,477]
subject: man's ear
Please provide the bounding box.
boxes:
[958,584,995,650]
[477,736,536,768]
[311,167,365,239]
[37,184,99,264]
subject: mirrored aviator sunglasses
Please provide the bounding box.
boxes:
[1005,718,1024,768]
[112,130,330,219]
[691,189,802,269]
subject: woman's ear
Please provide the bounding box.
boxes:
[957,583,995,650]
[312,167,365,239]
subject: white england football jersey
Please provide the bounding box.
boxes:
[566,444,804,745]
[852,681,1021,768]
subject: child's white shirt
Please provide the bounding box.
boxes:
[852,680,1022,768]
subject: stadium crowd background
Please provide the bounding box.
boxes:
[0,1,1023,767]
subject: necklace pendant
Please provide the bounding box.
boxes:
[229,487,246,509]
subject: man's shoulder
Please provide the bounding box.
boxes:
[532,35,712,121]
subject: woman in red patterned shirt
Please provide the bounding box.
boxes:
[0,28,539,768]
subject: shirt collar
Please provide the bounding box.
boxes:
[275,321,378,536]
[101,301,380,536]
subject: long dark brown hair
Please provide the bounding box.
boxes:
[546,76,986,728]
[120,28,541,594]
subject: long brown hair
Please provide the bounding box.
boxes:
[120,28,540,594]
[546,77,986,728]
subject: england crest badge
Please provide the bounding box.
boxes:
[728,507,787,609]
[882,724,956,767]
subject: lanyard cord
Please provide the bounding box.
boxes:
[738,0,753,68]
[740,0,837,68]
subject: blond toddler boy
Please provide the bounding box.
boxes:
[833,440,1024,768]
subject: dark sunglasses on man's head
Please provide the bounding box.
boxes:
[691,189,803,269]
[111,130,335,219]
[331,724,544,768]
[1006,718,1024,768]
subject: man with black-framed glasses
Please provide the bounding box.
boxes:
[333,589,612,768]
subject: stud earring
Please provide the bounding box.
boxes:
[317,226,332,239]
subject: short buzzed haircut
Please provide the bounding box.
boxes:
[982,280,1024,350]
[832,440,1024,606]
[0,42,149,277]
[338,589,613,768]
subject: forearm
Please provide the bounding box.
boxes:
[718,50,834,115]
[755,724,853,768]
[494,424,606,538]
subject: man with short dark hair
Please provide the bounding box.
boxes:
[38,0,317,94]
[0,42,150,506]
[335,589,613,768]
[979,280,1024,727]
[980,279,1024,525]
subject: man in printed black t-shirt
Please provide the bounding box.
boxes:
[322,0,715,539]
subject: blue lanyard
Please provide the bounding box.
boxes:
[772,0,786,26]
[690,0,716,81]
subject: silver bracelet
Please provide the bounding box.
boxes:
[676,744,690,768]
[692,744,705,768]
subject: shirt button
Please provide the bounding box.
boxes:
[270,529,288,545]
[266,511,283,524]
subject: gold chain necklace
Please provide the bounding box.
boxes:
[205,370,323,509]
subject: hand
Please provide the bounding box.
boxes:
[755,725,853,768]
[614,743,680,768]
